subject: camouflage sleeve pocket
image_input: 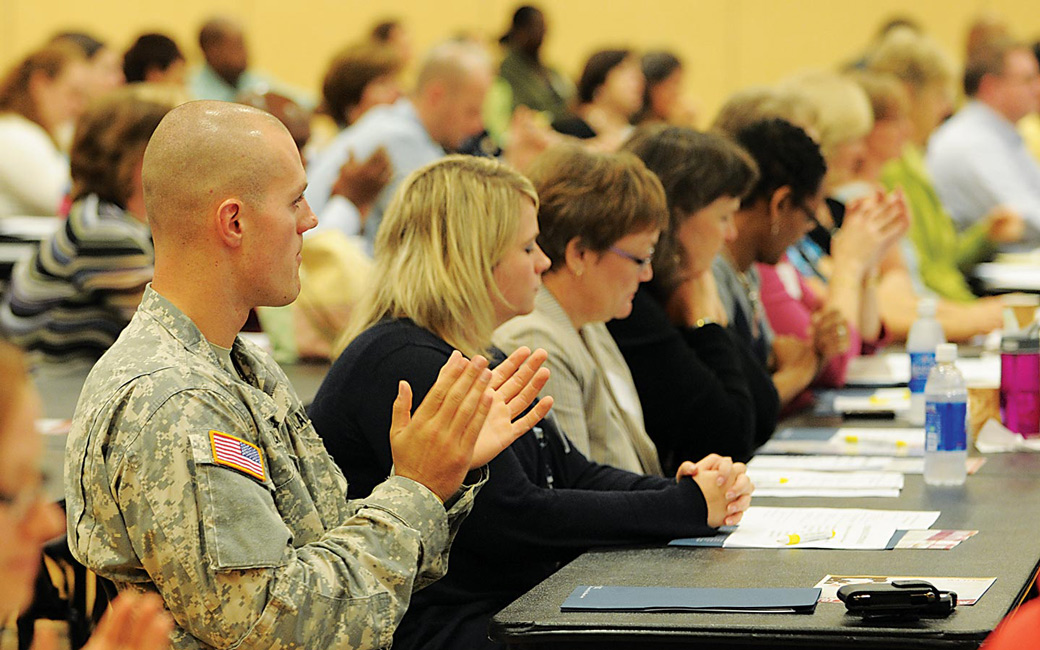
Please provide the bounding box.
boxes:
[192,444,294,571]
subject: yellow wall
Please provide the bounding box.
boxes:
[1,0,1038,126]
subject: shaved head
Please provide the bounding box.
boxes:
[142,100,293,243]
[144,100,315,335]
[413,41,493,151]
[415,40,492,93]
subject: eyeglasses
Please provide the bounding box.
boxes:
[609,246,654,270]
[0,475,46,525]
[796,201,821,228]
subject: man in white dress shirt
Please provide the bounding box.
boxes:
[927,38,1040,242]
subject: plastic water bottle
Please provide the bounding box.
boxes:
[924,343,967,486]
[907,298,945,425]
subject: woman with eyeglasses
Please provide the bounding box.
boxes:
[604,125,779,472]
[493,144,665,474]
[0,341,172,650]
[308,155,752,650]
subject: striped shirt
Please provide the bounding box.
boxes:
[0,194,153,363]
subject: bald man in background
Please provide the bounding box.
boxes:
[927,38,1040,241]
[190,16,314,109]
[64,101,551,649]
[305,40,494,253]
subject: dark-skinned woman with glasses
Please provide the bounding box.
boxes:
[734,74,908,410]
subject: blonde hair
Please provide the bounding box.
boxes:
[712,84,819,138]
[848,70,910,122]
[867,27,954,91]
[337,155,537,358]
[780,70,873,160]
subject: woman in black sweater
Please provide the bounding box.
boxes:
[308,155,753,650]
[607,126,780,471]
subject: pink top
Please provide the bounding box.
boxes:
[756,258,858,389]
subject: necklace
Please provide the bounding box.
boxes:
[734,267,764,341]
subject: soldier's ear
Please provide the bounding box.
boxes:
[216,199,244,247]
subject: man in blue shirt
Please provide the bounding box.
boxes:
[189,16,312,108]
[927,38,1040,242]
[305,41,493,254]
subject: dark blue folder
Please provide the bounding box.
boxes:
[561,585,821,614]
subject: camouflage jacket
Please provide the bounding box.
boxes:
[65,286,481,649]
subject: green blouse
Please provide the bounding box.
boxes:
[881,144,994,302]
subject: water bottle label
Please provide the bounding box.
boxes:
[925,401,967,452]
[909,352,936,394]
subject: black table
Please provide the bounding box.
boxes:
[490,453,1040,649]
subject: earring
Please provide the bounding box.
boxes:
[771,220,780,236]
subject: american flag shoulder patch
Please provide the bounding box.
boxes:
[209,430,265,482]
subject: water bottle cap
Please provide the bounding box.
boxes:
[1002,335,1040,354]
[917,297,937,317]
[935,342,957,362]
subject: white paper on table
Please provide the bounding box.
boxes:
[845,353,910,386]
[814,575,996,605]
[843,355,999,392]
[885,458,928,473]
[976,261,1040,292]
[954,356,1001,385]
[748,467,902,488]
[996,248,1040,264]
[833,388,910,413]
[722,506,940,550]
[974,418,1040,453]
[830,428,924,456]
[749,455,925,474]
[754,488,902,498]
[756,428,924,457]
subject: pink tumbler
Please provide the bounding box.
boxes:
[1000,335,1040,437]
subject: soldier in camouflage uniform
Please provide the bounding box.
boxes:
[64,100,549,650]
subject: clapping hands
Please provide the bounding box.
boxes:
[390,347,553,503]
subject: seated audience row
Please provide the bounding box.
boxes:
[309,154,752,650]
[64,101,557,650]
[870,30,1023,303]
[3,5,1038,648]
[1,87,174,364]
